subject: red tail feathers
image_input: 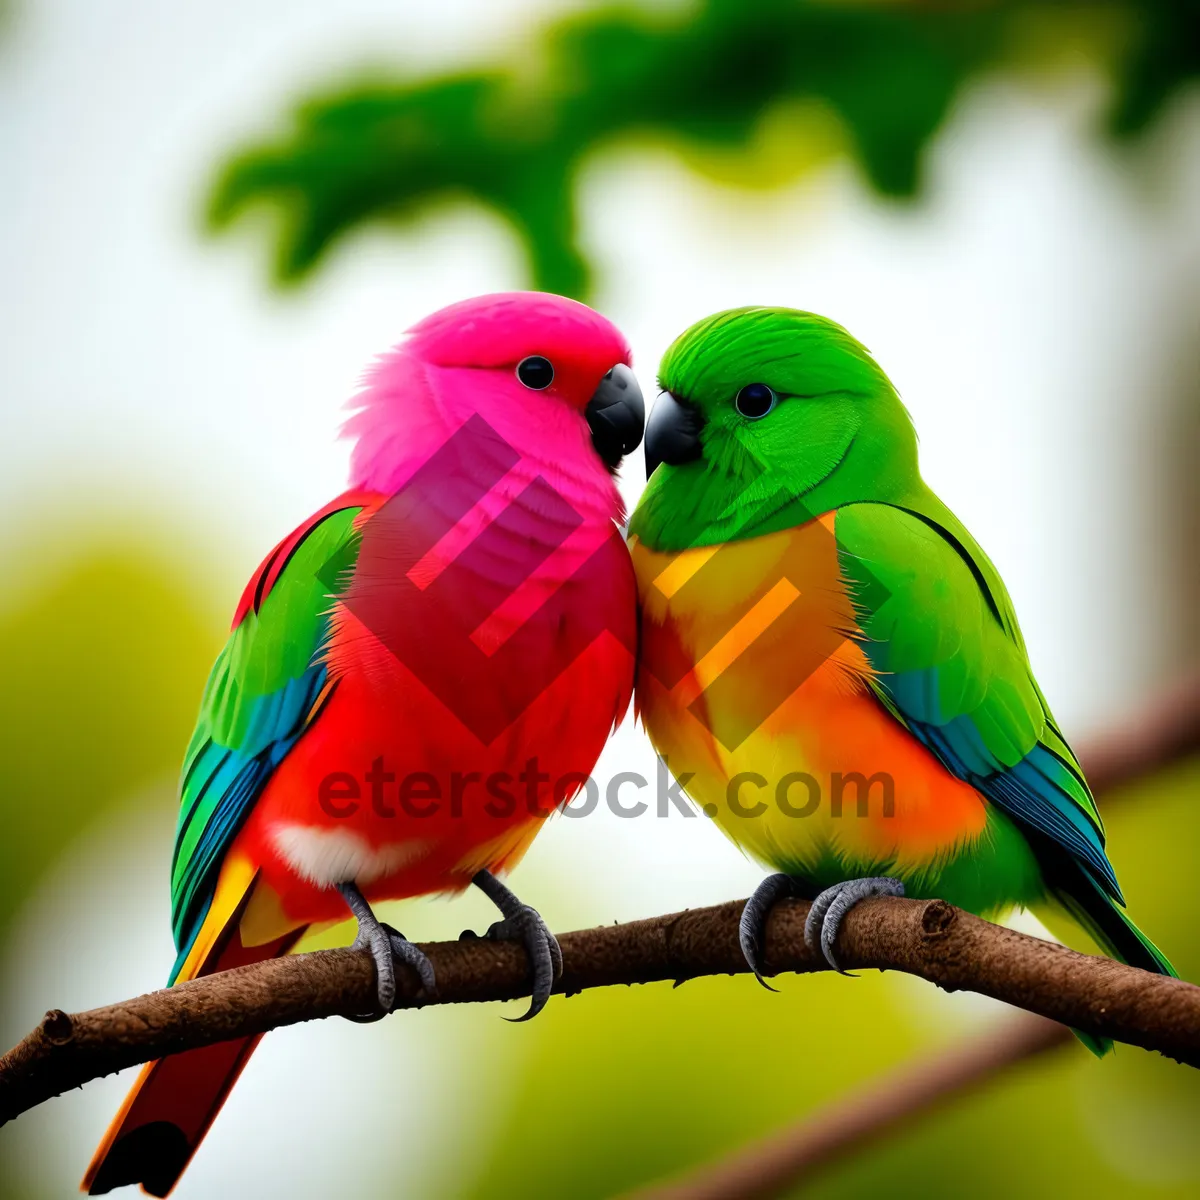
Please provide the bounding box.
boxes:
[82,914,304,1196]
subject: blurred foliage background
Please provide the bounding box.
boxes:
[0,549,219,942]
[1,0,1199,1197]
[208,0,1200,299]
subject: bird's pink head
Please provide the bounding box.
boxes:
[345,293,644,510]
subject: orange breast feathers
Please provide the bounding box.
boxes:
[630,516,988,872]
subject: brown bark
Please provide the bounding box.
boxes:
[3,893,1200,1127]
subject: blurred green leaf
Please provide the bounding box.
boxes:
[0,538,222,1199]
[206,0,1199,300]
[0,548,220,939]
[458,967,922,1199]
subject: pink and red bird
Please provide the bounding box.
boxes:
[84,292,644,1196]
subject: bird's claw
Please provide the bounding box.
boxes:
[486,905,563,1022]
[804,877,905,972]
[470,869,561,1020]
[339,883,436,1021]
[348,915,396,1020]
[382,923,438,998]
[738,873,798,988]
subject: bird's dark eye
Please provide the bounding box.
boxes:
[735,382,776,419]
[516,355,555,390]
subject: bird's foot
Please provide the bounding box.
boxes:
[383,923,438,996]
[338,883,436,1021]
[468,870,562,1021]
[804,877,905,973]
[738,873,799,989]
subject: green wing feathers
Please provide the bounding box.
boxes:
[834,499,1173,981]
[169,504,362,981]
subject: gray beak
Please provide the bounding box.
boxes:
[644,391,705,478]
[586,363,644,469]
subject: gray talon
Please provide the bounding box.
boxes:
[805,877,905,972]
[382,922,437,997]
[340,883,397,1018]
[338,884,437,1020]
[547,925,564,981]
[472,869,560,1021]
[486,906,561,1022]
[738,873,797,988]
[803,882,846,952]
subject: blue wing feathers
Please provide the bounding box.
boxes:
[839,502,1169,980]
[170,668,326,977]
[167,503,363,986]
[885,672,1123,904]
[990,749,1122,901]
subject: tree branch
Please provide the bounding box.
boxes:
[625,671,1200,1200]
[3,675,1196,1157]
[1069,671,1200,797]
[4,890,1200,1127]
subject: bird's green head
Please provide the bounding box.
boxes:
[629,307,920,551]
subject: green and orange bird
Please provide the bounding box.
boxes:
[629,307,1173,1050]
[84,293,644,1195]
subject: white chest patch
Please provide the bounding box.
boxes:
[271,824,430,887]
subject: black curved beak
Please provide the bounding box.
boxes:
[644,391,705,478]
[586,363,645,469]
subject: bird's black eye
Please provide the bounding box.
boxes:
[516,355,554,390]
[735,382,776,419]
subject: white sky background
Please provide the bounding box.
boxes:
[1,1,1199,1197]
